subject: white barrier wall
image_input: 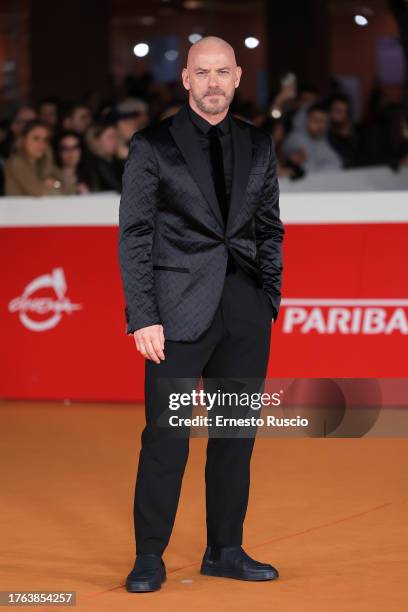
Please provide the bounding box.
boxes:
[279,166,408,192]
[1,190,408,227]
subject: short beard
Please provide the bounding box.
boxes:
[193,91,233,116]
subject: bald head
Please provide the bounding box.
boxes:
[187,36,237,69]
[182,36,242,120]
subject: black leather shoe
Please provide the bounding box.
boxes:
[125,554,166,592]
[200,546,279,581]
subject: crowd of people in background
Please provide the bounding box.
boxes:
[0,72,407,197]
[262,78,408,179]
[0,94,149,197]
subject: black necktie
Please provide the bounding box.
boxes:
[208,125,229,227]
[208,125,235,274]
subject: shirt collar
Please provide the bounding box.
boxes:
[187,103,230,135]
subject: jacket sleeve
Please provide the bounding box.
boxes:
[254,135,285,322]
[118,133,162,335]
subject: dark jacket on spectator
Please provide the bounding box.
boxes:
[91,154,124,193]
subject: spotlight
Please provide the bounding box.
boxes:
[188,33,202,44]
[354,14,368,26]
[133,43,149,57]
[244,37,260,49]
[165,49,179,61]
[271,108,282,119]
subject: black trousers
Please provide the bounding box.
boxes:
[133,265,274,555]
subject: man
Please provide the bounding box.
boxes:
[118,36,284,592]
[283,101,343,173]
[61,102,93,135]
[108,98,150,163]
[327,94,359,168]
[37,97,60,132]
[289,84,320,133]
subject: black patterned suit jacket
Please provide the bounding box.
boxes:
[118,102,285,342]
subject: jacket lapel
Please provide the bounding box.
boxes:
[227,116,252,234]
[168,103,253,235]
[169,104,225,229]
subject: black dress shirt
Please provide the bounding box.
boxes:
[187,104,237,275]
[187,105,233,207]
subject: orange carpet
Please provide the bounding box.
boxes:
[1,400,407,611]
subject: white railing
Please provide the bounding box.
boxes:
[1,186,408,228]
[279,165,408,192]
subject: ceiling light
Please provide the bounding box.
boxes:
[188,33,202,44]
[244,37,259,49]
[354,14,368,26]
[133,43,149,57]
[165,49,179,61]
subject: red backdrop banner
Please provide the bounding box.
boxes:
[2,220,407,401]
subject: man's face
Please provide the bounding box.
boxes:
[329,100,348,125]
[182,47,241,116]
[71,106,92,133]
[39,103,58,128]
[307,110,328,138]
[117,117,140,141]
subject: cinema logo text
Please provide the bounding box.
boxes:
[282,299,408,334]
[8,267,82,332]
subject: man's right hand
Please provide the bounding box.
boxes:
[132,324,165,364]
